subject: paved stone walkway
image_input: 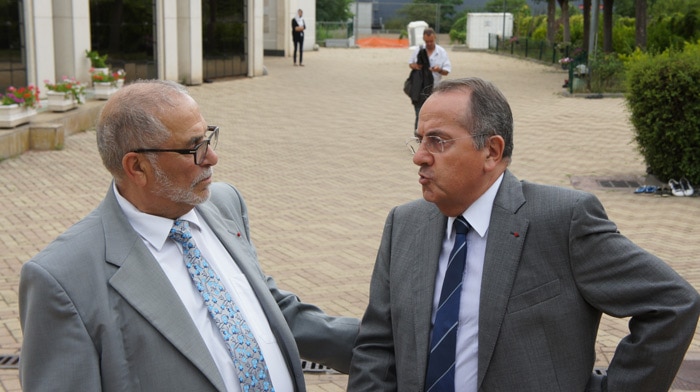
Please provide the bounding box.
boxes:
[0,47,697,391]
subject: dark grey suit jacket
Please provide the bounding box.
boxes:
[348,170,700,391]
[19,182,358,391]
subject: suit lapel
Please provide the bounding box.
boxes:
[412,206,447,380]
[101,187,226,392]
[477,171,529,389]
[196,202,257,281]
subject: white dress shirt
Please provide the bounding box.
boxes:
[432,173,503,392]
[409,43,452,85]
[114,185,293,391]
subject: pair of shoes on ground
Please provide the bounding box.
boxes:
[668,178,694,196]
[293,63,304,66]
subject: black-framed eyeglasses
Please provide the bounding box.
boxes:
[132,126,219,165]
[405,134,487,155]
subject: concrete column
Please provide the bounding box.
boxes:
[24,0,56,96]
[52,0,91,86]
[155,0,179,82]
[177,0,203,85]
[248,0,264,77]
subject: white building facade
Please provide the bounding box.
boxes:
[1,0,313,95]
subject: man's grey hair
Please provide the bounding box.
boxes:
[96,79,190,179]
[432,77,514,159]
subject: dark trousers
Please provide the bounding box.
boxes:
[413,102,423,131]
[294,37,304,64]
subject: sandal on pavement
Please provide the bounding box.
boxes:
[634,185,658,194]
[668,179,685,197]
[679,177,694,196]
[634,185,648,194]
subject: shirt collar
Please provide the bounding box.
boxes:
[113,183,201,251]
[446,173,504,239]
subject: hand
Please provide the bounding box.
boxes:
[410,63,422,70]
[430,66,441,73]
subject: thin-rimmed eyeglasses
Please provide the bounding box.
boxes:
[405,134,487,155]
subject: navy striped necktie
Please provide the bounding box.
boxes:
[425,216,470,392]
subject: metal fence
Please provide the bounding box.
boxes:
[317,22,353,41]
[489,34,592,94]
[489,34,568,65]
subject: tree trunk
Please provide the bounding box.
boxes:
[583,0,591,53]
[603,0,614,53]
[547,0,556,44]
[558,0,571,43]
[635,0,648,50]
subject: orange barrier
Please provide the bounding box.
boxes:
[356,36,409,48]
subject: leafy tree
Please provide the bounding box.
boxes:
[614,0,635,17]
[484,0,527,13]
[398,0,462,33]
[648,10,700,53]
[317,0,353,22]
[649,0,700,17]
[449,14,467,43]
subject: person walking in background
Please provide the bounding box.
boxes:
[408,27,451,131]
[348,77,700,392]
[19,80,359,391]
[292,9,306,66]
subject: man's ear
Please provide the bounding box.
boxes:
[122,152,150,187]
[484,135,505,171]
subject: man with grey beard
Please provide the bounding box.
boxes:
[19,80,359,392]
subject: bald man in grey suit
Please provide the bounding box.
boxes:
[348,78,700,392]
[19,80,358,391]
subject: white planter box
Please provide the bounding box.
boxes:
[46,91,78,112]
[93,82,118,100]
[0,104,37,128]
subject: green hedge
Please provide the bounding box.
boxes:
[625,42,700,184]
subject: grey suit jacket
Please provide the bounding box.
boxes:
[348,170,700,392]
[19,182,358,391]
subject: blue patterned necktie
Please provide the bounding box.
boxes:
[425,216,471,392]
[169,219,274,392]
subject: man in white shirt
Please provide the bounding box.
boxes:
[408,27,452,130]
[19,80,359,391]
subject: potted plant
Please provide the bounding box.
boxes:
[112,69,127,88]
[558,57,573,70]
[91,71,119,100]
[44,77,86,112]
[85,50,109,70]
[0,85,40,128]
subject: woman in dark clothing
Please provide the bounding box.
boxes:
[292,9,306,66]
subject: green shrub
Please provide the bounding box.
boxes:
[588,51,626,93]
[648,10,700,54]
[625,43,700,184]
[449,14,467,44]
[612,17,636,55]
